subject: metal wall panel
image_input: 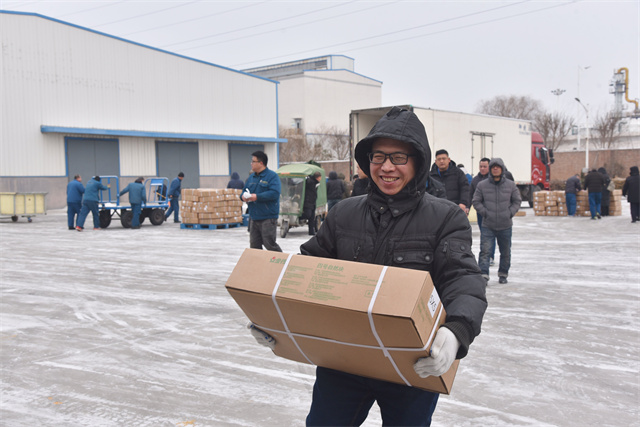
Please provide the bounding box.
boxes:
[1,12,279,178]
[119,137,157,176]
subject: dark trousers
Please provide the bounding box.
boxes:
[303,207,317,235]
[67,202,82,228]
[588,192,602,218]
[131,203,141,228]
[476,214,495,259]
[165,198,179,221]
[77,201,100,229]
[306,367,439,426]
[631,202,639,222]
[479,226,512,278]
[565,193,577,216]
[249,218,282,252]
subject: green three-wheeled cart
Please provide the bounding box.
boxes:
[276,164,327,238]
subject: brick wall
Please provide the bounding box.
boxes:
[552,149,640,180]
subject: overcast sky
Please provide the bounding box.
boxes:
[2,0,638,122]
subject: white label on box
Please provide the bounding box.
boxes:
[428,288,440,318]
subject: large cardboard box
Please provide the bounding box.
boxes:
[225,249,458,394]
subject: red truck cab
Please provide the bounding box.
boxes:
[531,131,554,191]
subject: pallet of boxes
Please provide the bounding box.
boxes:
[179,188,244,229]
[532,190,568,216]
[532,189,623,217]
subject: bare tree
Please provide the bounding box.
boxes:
[592,110,624,149]
[279,126,310,163]
[307,125,350,160]
[533,111,575,150]
[476,95,544,120]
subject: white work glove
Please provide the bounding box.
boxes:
[242,189,252,202]
[247,322,275,350]
[413,327,460,378]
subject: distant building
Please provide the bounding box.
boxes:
[244,55,382,137]
[1,11,284,208]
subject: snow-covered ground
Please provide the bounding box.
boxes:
[1,205,638,427]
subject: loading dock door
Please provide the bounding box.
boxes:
[156,141,200,189]
[229,144,264,184]
[66,137,120,182]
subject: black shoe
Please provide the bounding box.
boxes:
[174,220,181,224]
[131,226,140,229]
[69,226,75,230]
[499,276,508,284]
[596,213,602,219]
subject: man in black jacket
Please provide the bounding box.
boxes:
[302,172,321,235]
[623,166,640,223]
[251,107,487,425]
[584,168,606,219]
[565,173,582,217]
[430,149,470,214]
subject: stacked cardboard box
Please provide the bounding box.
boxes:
[180,188,243,225]
[609,189,623,216]
[532,191,568,216]
[575,190,591,217]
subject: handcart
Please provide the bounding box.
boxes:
[0,192,47,222]
[97,176,169,228]
[276,164,327,238]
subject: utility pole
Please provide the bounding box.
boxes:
[551,88,566,110]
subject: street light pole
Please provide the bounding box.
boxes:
[575,98,590,170]
[576,66,590,166]
[551,88,566,110]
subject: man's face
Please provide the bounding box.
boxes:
[369,138,416,196]
[479,161,489,176]
[251,156,264,174]
[435,153,450,171]
[77,176,82,182]
[491,165,503,179]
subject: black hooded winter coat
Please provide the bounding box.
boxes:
[623,166,640,204]
[300,107,487,358]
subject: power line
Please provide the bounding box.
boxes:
[159,0,358,49]
[177,0,401,53]
[230,0,576,68]
[92,0,200,29]
[120,1,270,37]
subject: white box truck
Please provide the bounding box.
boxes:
[349,105,554,206]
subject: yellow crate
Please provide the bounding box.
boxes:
[0,192,47,216]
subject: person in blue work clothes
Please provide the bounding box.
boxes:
[241,151,282,252]
[76,176,109,231]
[66,174,84,230]
[165,172,184,223]
[120,177,147,229]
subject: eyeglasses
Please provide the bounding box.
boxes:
[368,151,414,165]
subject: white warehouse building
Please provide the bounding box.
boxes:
[243,55,382,136]
[0,11,285,209]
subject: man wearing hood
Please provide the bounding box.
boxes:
[249,107,487,425]
[622,166,639,223]
[326,171,346,210]
[472,158,521,284]
[227,172,244,190]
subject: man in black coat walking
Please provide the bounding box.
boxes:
[623,166,640,223]
[430,149,470,214]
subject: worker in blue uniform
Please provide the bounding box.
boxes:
[120,177,147,229]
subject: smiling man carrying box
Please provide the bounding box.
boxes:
[237,107,487,426]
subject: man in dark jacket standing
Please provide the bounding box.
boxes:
[249,107,487,425]
[242,151,282,252]
[227,172,244,190]
[66,174,84,230]
[565,173,582,217]
[430,149,470,214]
[326,171,345,211]
[165,172,184,223]
[469,158,495,263]
[302,172,321,235]
[120,177,147,229]
[622,166,640,223]
[584,169,605,219]
[472,158,521,284]
[598,167,612,216]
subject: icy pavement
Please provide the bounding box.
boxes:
[1,205,638,427]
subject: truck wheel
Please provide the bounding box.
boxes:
[121,210,132,228]
[99,210,112,228]
[280,219,289,238]
[150,208,165,225]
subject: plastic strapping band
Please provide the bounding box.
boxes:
[367,266,411,387]
[271,253,314,365]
